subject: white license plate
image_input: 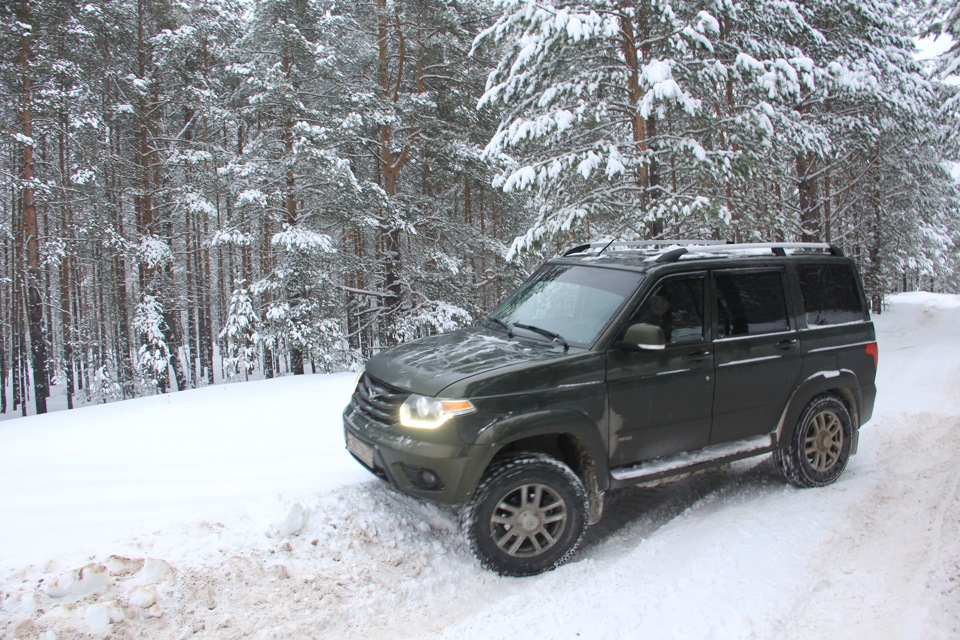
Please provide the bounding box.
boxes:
[346,433,375,469]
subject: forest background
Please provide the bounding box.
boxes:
[1,0,958,416]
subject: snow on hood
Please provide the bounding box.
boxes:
[364,326,568,397]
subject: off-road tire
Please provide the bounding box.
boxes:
[460,453,588,577]
[775,395,854,488]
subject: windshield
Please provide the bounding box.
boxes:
[489,264,644,348]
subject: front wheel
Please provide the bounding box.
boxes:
[460,453,588,577]
[775,395,854,488]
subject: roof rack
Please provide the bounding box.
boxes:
[562,240,845,261]
[563,239,726,257]
[655,242,843,263]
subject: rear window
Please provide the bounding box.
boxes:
[797,264,865,326]
[715,270,790,338]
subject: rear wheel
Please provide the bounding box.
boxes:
[460,453,588,577]
[776,395,853,488]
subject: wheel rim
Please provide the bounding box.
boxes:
[490,483,568,558]
[803,409,844,472]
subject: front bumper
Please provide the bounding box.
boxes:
[342,402,485,504]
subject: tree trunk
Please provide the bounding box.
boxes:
[57,88,75,409]
[71,242,85,394]
[112,146,134,398]
[796,152,821,243]
[261,214,274,379]
[200,205,214,385]
[618,5,661,235]
[869,164,883,314]
[103,36,133,398]
[186,206,198,384]
[41,200,55,389]
[376,0,416,341]
[12,275,25,415]
[1,236,7,414]
[163,218,187,392]
[282,54,304,375]
[19,0,48,414]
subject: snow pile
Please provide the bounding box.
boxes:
[1,293,959,639]
[3,484,478,639]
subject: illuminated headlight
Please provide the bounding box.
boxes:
[399,394,476,429]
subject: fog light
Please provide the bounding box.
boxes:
[398,463,445,491]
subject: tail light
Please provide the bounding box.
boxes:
[865,342,878,368]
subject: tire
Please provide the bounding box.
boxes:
[460,453,588,577]
[775,395,854,488]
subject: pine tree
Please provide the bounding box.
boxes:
[132,293,171,391]
[330,0,522,347]
[228,0,344,375]
[219,281,260,381]
[1,0,958,417]
[477,3,727,249]
[922,0,960,146]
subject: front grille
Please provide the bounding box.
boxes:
[352,373,407,427]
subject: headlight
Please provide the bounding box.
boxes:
[399,394,476,429]
[351,368,365,391]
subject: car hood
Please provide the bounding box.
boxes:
[364,326,570,397]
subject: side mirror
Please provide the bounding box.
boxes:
[621,323,666,351]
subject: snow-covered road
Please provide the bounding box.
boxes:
[1,292,958,639]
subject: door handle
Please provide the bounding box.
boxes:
[776,339,799,351]
[684,350,712,363]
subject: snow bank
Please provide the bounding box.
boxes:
[0,373,368,569]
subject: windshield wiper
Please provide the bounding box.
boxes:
[485,316,513,336]
[512,322,569,350]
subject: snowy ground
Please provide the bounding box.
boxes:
[1,292,959,639]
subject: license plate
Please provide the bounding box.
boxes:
[346,432,375,469]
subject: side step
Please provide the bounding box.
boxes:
[609,434,775,487]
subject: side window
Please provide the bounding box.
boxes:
[797,264,865,326]
[715,270,789,338]
[627,275,705,345]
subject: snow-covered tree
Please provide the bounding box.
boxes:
[477,0,959,307]
[219,282,260,381]
[227,0,344,375]
[476,0,734,253]
[315,0,521,350]
[152,0,246,386]
[922,0,960,145]
[2,0,959,417]
[133,293,171,392]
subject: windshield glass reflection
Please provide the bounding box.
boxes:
[489,264,644,347]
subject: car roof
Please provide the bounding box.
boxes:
[550,241,848,274]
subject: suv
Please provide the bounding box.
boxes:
[343,241,878,576]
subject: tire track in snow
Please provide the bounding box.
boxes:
[772,412,960,639]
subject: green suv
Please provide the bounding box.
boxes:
[343,242,878,576]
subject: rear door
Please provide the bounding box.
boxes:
[710,268,803,444]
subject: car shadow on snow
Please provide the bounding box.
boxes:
[353,455,788,573]
[578,456,786,555]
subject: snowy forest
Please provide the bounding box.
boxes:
[1,0,958,416]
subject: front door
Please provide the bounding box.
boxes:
[607,273,715,467]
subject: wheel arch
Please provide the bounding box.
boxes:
[465,410,609,525]
[776,371,862,453]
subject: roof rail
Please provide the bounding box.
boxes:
[563,239,727,257]
[654,242,843,263]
